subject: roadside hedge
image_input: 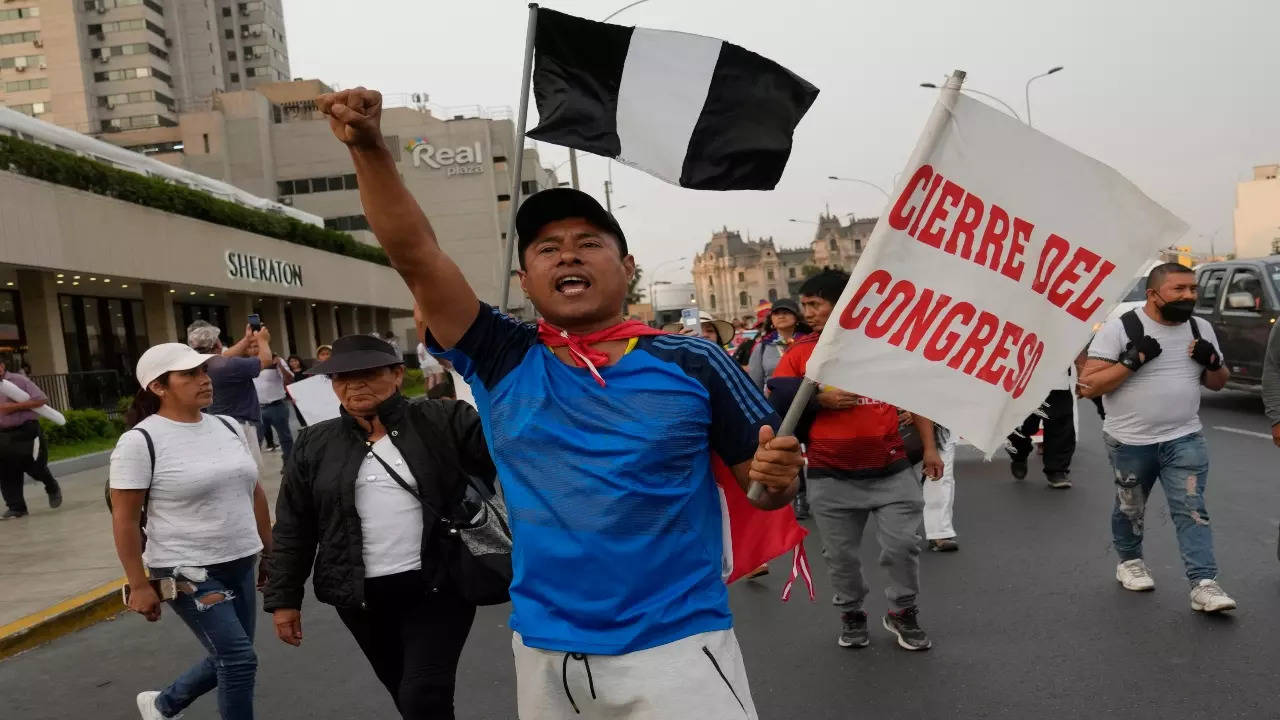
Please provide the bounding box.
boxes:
[0,134,389,267]
[39,409,124,446]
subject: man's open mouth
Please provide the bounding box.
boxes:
[555,275,592,297]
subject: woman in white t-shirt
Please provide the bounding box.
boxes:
[109,343,273,720]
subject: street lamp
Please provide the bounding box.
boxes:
[788,218,818,225]
[920,82,1023,122]
[1025,66,1064,127]
[827,175,890,199]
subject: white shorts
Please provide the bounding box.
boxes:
[513,629,758,720]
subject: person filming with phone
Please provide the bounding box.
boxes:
[109,343,273,720]
[187,318,274,467]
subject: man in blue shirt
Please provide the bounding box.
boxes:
[187,321,273,465]
[320,87,803,719]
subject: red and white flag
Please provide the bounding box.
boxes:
[805,91,1188,454]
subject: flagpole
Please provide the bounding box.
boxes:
[499,3,539,314]
[747,68,968,504]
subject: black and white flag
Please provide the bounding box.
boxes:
[526,8,819,191]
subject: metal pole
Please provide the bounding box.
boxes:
[604,179,613,213]
[747,68,968,505]
[498,4,539,314]
[569,148,580,189]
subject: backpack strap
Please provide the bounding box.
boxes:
[134,428,156,474]
[1188,316,1203,341]
[1119,309,1144,347]
[211,414,237,437]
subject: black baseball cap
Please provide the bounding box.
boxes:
[515,188,628,266]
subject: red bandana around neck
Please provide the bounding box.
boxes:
[537,319,665,386]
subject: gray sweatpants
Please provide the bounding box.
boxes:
[807,467,924,613]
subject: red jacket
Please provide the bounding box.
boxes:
[771,335,909,478]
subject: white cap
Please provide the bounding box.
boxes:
[136,343,215,390]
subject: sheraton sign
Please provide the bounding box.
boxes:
[225,251,304,287]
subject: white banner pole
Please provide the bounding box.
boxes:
[747,68,968,504]
[498,3,539,314]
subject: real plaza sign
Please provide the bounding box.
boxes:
[407,138,486,177]
[226,251,304,287]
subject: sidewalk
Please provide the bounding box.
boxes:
[0,449,285,656]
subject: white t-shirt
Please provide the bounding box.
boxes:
[109,414,263,567]
[356,436,424,578]
[253,359,288,404]
[1089,310,1220,445]
[418,343,443,374]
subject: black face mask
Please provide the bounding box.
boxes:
[1155,293,1195,323]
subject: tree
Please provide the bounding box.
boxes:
[626,266,644,305]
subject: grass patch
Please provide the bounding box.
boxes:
[48,434,121,463]
[402,368,426,398]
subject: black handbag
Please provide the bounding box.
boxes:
[899,415,925,466]
[367,447,513,606]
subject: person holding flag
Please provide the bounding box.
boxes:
[770,269,943,651]
[316,86,804,719]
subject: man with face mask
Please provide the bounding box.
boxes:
[1080,262,1234,613]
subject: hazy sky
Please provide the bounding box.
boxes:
[281,0,1278,286]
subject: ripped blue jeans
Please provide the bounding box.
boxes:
[149,555,259,719]
[1105,431,1217,585]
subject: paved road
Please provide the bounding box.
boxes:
[2,393,1278,719]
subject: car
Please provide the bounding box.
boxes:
[1193,257,1280,392]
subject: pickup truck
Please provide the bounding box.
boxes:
[1193,257,1280,392]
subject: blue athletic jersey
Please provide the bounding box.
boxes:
[429,303,779,655]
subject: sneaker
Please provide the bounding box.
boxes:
[1189,579,1237,613]
[1010,459,1028,480]
[1115,559,1155,591]
[1046,472,1072,489]
[135,691,176,719]
[837,610,869,648]
[929,538,959,552]
[48,487,63,509]
[883,607,931,650]
[745,565,769,580]
[0,509,28,521]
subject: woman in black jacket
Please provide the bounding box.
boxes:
[264,335,496,719]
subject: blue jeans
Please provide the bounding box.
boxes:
[1105,431,1217,584]
[150,555,259,719]
[259,401,293,464]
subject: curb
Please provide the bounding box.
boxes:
[48,449,113,478]
[0,577,125,661]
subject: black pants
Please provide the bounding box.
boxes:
[1007,389,1077,475]
[0,420,58,513]
[337,571,477,720]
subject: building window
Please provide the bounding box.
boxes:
[94,66,171,85]
[829,238,838,250]
[737,271,745,282]
[767,269,775,281]
[98,90,174,111]
[99,113,177,132]
[229,72,239,83]
[83,0,165,13]
[88,20,166,38]
[0,31,39,46]
[222,6,231,16]
[239,1,265,12]
[90,43,168,61]
[227,50,236,60]
[9,101,50,117]
[245,66,269,78]
[324,215,371,232]
[0,7,40,21]
[5,77,49,93]
[520,180,538,195]
[768,289,778,302]
[0,54,43,70]
[739,291,748,308]
[710,294,716,309]
[0,290,23,347]
[224,28,234,39]
[496,193,511,202]
[788,267,796,279]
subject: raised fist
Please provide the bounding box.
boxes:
[316,87,385,151]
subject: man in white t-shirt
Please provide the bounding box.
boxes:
[1081,263,1235,613]
[253,353,294,464]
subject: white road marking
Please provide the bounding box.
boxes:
[1212,426,1272,439]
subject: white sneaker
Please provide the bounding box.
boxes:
[1190,579,1237,613]
[135,691,177,719]
[1115,560,1155,591]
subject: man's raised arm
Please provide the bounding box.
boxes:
[318,88,479,349]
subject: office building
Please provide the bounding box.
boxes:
[1234,163,1280,258]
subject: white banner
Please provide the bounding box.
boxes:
[806,93,1187,454]
[287,375,341,426]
